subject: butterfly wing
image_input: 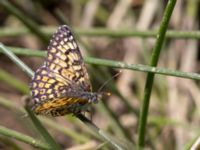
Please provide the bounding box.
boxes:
[29,25,92,116]
[45,25,91,92]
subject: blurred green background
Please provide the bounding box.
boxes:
[0,0,199,150]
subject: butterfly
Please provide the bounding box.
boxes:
[29,25,104,117]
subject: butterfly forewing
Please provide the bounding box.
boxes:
[46,26,91,91]
[29,25,93,116]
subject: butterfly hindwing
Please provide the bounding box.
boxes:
[30,66,67,106]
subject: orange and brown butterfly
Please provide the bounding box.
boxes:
[29,25,103,117]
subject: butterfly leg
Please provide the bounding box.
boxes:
[20,95,33,118]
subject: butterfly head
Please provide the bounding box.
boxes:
[88,92,111,104]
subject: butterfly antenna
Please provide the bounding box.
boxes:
[97,70,122,93]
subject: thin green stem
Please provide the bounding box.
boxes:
[40,117,89,143]
[0,44,34,77]
[1,27,200,39]
[0,43,61,149]
[137,0,177,148]
[89,66,134,141]
[76,28,200,39]
[0,0,48,43]
[86,58,200,81]
[1,46,200,81]
[0,69,29,94]
[76,114,125,150]
[7,46,46,57]
[25,105,61,150]
[0,125,50,150]
[0,137,22,150]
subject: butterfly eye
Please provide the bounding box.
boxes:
[90,93,100,104]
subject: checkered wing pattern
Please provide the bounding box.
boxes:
[29,25,92,116]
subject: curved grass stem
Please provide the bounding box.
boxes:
[137,0,177,148]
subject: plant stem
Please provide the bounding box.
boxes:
[0,125,50,150]
[0,0,48,43]
[1,27,200,39]
[76,114,125,150]
[25,105,62,150]
[0,69,29,94]
[0,43,61,149]
[1,46,200,81]
[0,44,34,77]
[137,0,177,148]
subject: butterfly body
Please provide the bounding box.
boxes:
[29,25,102,117]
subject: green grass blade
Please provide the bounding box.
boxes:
[0,44,34,77]
[0,69,29,94]
[137,0,177,148]
[25,105,62,150]
[0,0,48,43]
[0,125,50,150]
[1,26,200,39]
[1,46,200,81]
[0,43,61,149]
